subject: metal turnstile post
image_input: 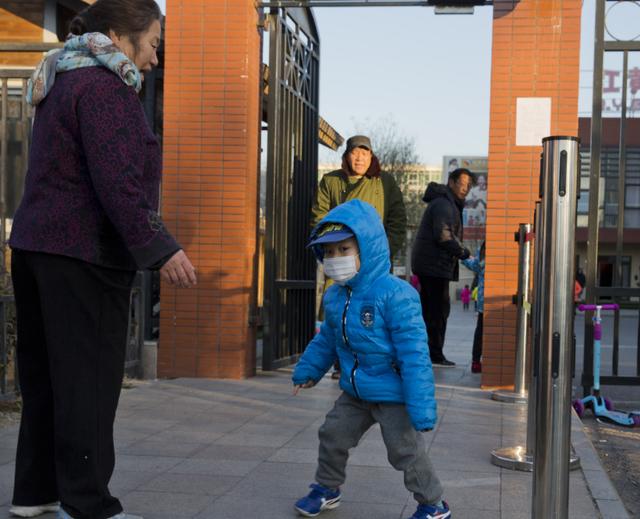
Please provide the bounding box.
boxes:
[492,223,532,404]
[491,209,540,471]
[532,136,581,518]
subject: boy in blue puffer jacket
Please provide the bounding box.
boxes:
[293,200,450,519]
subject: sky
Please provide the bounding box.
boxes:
[155,1,640,167]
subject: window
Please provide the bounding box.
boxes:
[579,147,640,228]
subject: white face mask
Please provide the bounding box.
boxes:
[323,255,359,286]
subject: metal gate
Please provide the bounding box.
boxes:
[262,7,320,370]
[582,0,640,395]
[0,69,34,398]
[0,39,164,385]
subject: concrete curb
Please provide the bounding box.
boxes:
[571,412,631,519]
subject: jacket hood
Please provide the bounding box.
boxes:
[310,199,390,289]
[422,181,464,209]
[422,182,448,203]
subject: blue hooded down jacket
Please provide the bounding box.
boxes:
[293,200,437,431]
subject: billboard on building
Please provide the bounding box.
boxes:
[442,156,488,242]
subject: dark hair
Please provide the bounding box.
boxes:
[69,0,161,51]
[448,167,476,185]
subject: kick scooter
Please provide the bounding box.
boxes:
[573,304,640,427]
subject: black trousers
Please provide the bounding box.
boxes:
[417,275,450,363]
[11,250,134,519]
[472,312,483,363]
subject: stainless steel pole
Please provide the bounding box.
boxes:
[532,136,580,518]
[528,201,543,461]
[493,223,532,404]
[491,215,538,471]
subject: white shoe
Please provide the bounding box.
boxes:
[10,502,60,517]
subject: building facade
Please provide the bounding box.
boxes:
[1,0,585,388]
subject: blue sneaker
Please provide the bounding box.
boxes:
[407,501,451,519]
[294,483,341,517]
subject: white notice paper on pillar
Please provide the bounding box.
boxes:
[516,97,551,146]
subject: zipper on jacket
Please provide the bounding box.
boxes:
[351,354,360,399]
[341,287,360,399]
[341,287,351,345]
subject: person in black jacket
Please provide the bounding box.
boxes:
[411,168,475,367]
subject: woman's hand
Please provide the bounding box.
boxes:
[160,250,197,288]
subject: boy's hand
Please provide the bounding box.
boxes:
[293,380,315,395]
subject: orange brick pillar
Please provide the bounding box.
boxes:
[483,0,581,387]
[159,0,261,378]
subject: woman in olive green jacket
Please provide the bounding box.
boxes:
[311,135,407,260]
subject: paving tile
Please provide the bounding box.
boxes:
[435,419,501,437]
[114,418,178,435]
[224,461,317,499]
[138,472,241,496]
[167,458,261,477]
[0,427,18,444]
[281,427,321,449]
[143,427,225,444]
[449,509,507,519]
[109,469,166,496]
[194,444,277,462]
[194,495,404,519]
[331,465,410,506]
[267,447,317,464]
[0,462,15,506]
[120,490,214,518]
[0,308,626,519]
[114,454,183,473]
[437,470,500,511]
[0,448,15,466]
[118,440,206,458]
[213,430,297,448]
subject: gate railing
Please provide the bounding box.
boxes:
[0,295,17,398]
[582,0,640,395]
[580,288,640,396]
[262,7,320,370]
[0,68,151,388]
[0,69,33,399]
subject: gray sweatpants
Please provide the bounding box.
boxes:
[315,392,443,505]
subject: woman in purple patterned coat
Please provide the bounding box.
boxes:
[8,2,196,518]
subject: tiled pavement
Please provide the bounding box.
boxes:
[0,305,629,518]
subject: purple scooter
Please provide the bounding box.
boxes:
[573,304,640,427]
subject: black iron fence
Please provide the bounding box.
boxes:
[262,7,320,370]
[581,1,640,396]
[0,69,32,399]
[0,66,156,393]
[0,295,17,399]
[580,288,640,396]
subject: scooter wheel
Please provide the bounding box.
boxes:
[573,399,585,418]
[604,397,614,411]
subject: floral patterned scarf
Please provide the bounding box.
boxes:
[27,32,142,106]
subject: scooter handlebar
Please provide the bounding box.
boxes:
[578,304,619,312]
